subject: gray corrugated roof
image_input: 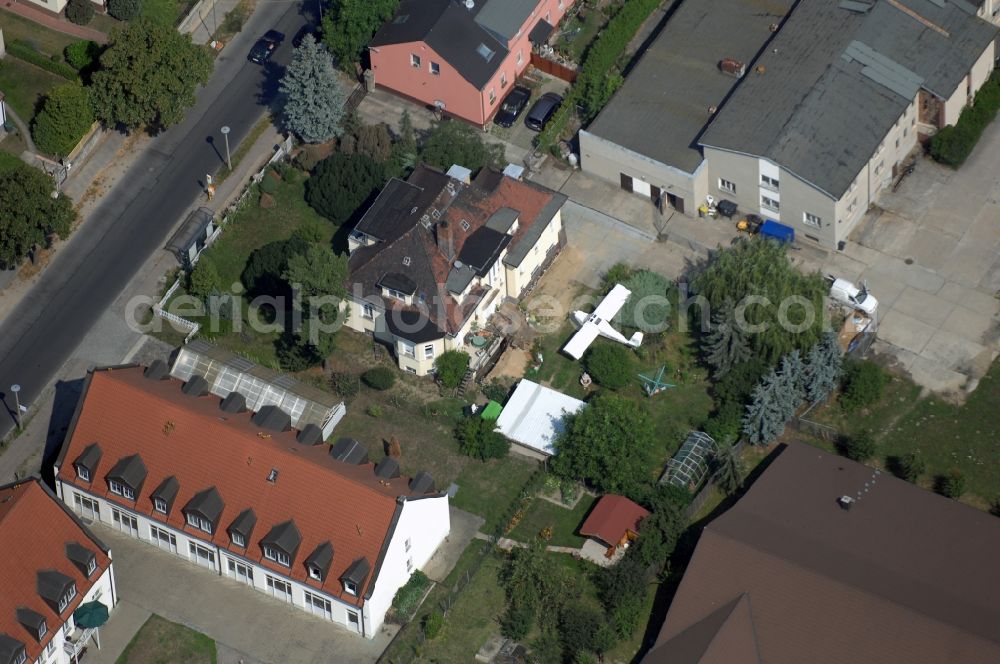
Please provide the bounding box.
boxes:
[700,0,998,198]
[262,520,302,558]
[586,0,795,173]
[474,0,537,41]
[185,487,224,523]
[371,0,508,90]
[107,454,147,491]
[504,193,567,268]
[330,438,370,465]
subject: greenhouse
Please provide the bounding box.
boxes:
[661,431,717,489]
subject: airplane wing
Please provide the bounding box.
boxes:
[563,322,602,360]
[591,284,632,321]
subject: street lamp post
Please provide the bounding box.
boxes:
[10,384,22,430]
[221,126,232,171]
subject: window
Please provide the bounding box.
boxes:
[86,557,97,576]
[44,639,55,657]
[109,480,134,500]
[874,161,883,175]
[231,532,245,547]
[489,88,496,106]
[308,565,323,581]
[76,466,90,482]
[385,288,406,301]
[400,341,416,359]
[402,256,411,267]
[760,194,780,211]
[73,493,99,521]
[12,650,25,664]
[410,53,421,68]
[406,557,413,572]
[405,538,412,552]
[848,198,858,214]
[517,50,523,66]
[344,580,358,596]
[63,621,72,637]
[347,610,361,630]
[405,367,417,374]
[264,546,291,567]
[460,219,471,231]
[38,621,47,639]
[362,304,374,319]
[718,178,736,194]
[423,344,435,360]
[760,174,779,189]
[895,137,900,148]
[304,591,333,620]
[150,524,178,553]
[153,497,168,514]
[266,575,292,603]
[803,212,822,228]
[186,512,213,534]
[476,43,495,62]
[57,584,77,613]
[500,71,508,88]
[430,61,440,75]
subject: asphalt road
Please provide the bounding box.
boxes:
[0,2,311,439]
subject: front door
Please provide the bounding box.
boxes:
[112,508,138,537]
[620,173,633,191]
[227,558,254,586]
[189,542,216,570]
[73,493,99,522]
[650,185,661,205]
[667,193,685,214]
[150,525,178,554]
[347,610,361,633]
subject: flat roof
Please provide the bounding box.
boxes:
[586,0,795,174]
[495,380,586,455]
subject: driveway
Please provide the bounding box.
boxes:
[89,525,394,664]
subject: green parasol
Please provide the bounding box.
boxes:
[73,601,109,628]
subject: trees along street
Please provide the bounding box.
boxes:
[0,1,311,440]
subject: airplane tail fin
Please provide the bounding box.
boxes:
[629,331,644,348]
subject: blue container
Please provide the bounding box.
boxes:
[760,219,795,244]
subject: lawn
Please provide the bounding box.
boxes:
[0,58,69,120]
[508,494,597,547]
[0,151,26,174]
[555,8,606,62]
[116,614,216,664]
[0,12,79,56]
[141,0,199,26]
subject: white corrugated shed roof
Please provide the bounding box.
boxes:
[496,380,586,456]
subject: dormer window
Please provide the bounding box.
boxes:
[106,454,146,502]
[16,608,47,643]
[76,466,90,482]
[186,512,213,534]
[402,256,411,266]
[73,443,102,483]
[109,480,134,500]
[66,543,98,578]
[461,219,471,231]
[154,497,168,514]
[87,558,97,576]
[308,565,322,581]
[305,541,333,583]
[183,487,224,536]
[385,288,407,301]
[231,532,245,547]
[228,509,256,550]
[37,622,46,639]
[57,584,77,613]
[344,580,358,596]
[340,557,370,597]
[151,476,179,516]
[263,546,290,567]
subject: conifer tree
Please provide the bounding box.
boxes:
[703,302,751,379]
[742,369,787,445]
[803,332,843,404]
[280,35,347,143]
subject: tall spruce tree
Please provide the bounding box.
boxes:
[803,332,843,404]
[742,369,787,445]
[703,302,751,379]
[280,35,347,143]
[778,349,805,415]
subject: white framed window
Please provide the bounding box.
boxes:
[304,591,333,620]
[874,161,883,175]
[362,303,374,319]
[266,575,292,603]
[423,344,435,360]
[405,538,412,552]
[516,50,523,66]
[308,565,323,581]
[500,71,508,88]
[76,466,90,482]
[344,580,358,596]
[153,497,168,514]
[13,650,25,664]
[109,480,134,500]
[460,219,471,231]
[400,341,416,358]
[150,524,178,553]
[37,621,47,639]
[489,88,496,105]
[385,288,407,301]
[44,638,55,657]
[406,557,413,572]
[803,212,822,228]
[760,174,779,189]
[264,546,291,567]
[186,512,213,534]
[718,178,736,194]
[73,493,99,521]
[760,194,780,211]
[430,61,440,75]
[231,532,245,547]
[57,585,77,613]
[347,610,361,631]
[63,621,72,637]
[86,557,97,576]
[410,53,421,68]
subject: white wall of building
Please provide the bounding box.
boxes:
[42,564,116,664]
[504,210,563,298]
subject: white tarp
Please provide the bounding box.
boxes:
[496,380,586,455]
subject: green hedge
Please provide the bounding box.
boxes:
[391,570,431,620]
[7,41,81,82]
[537,0,661,152]
[930,70,1000,167]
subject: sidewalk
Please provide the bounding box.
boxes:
[180,0,245,45]
[0,120,284,484]
[0,3,108,43]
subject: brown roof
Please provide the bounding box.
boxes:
[55,367,436,605]
[579,494,650,546]
[348,165,564,337]
[0,479,112,663]
[645,443,1000,664]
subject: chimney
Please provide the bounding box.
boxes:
[437,221,455,261]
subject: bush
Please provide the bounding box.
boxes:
[66,0,95,25]
[107,0,141,20]
[6,41,80,81]
[330,372,360,398]
[702,402,742,445]
[362,366,396,390]
[259,170,280,194]
[423,609,443,639]
[887,451,925,482]
[435,350,470,389]
[455,417,509,460]
[930,71,1000,167]
[187,257,224,299]
[839,360,888,412]
[584,343,634,390]
[32,83,94,158]
[616,269,670,331]
[839,430,876,462]
[420,119,505,174]
[64,40,102,73]
[481,378,512,403]
[241,235,309,298]
[367,403,383,417]
[390,570,430,619]
[306,152,387,225]
[935,469,966,499]
[500,600,534,640]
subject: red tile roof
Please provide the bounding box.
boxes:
[0,479,112,663]
[56,367,427,605]
[579,495,650,546]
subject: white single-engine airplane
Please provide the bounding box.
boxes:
[563,284,644,360]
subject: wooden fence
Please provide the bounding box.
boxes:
[530,53,578,83]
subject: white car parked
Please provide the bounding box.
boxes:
[829,278,878,315]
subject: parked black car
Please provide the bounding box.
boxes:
[248,30,285,64]
[524,92,563,132]
[493,86,532,128]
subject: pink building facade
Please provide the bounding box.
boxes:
[369,0,574,127]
